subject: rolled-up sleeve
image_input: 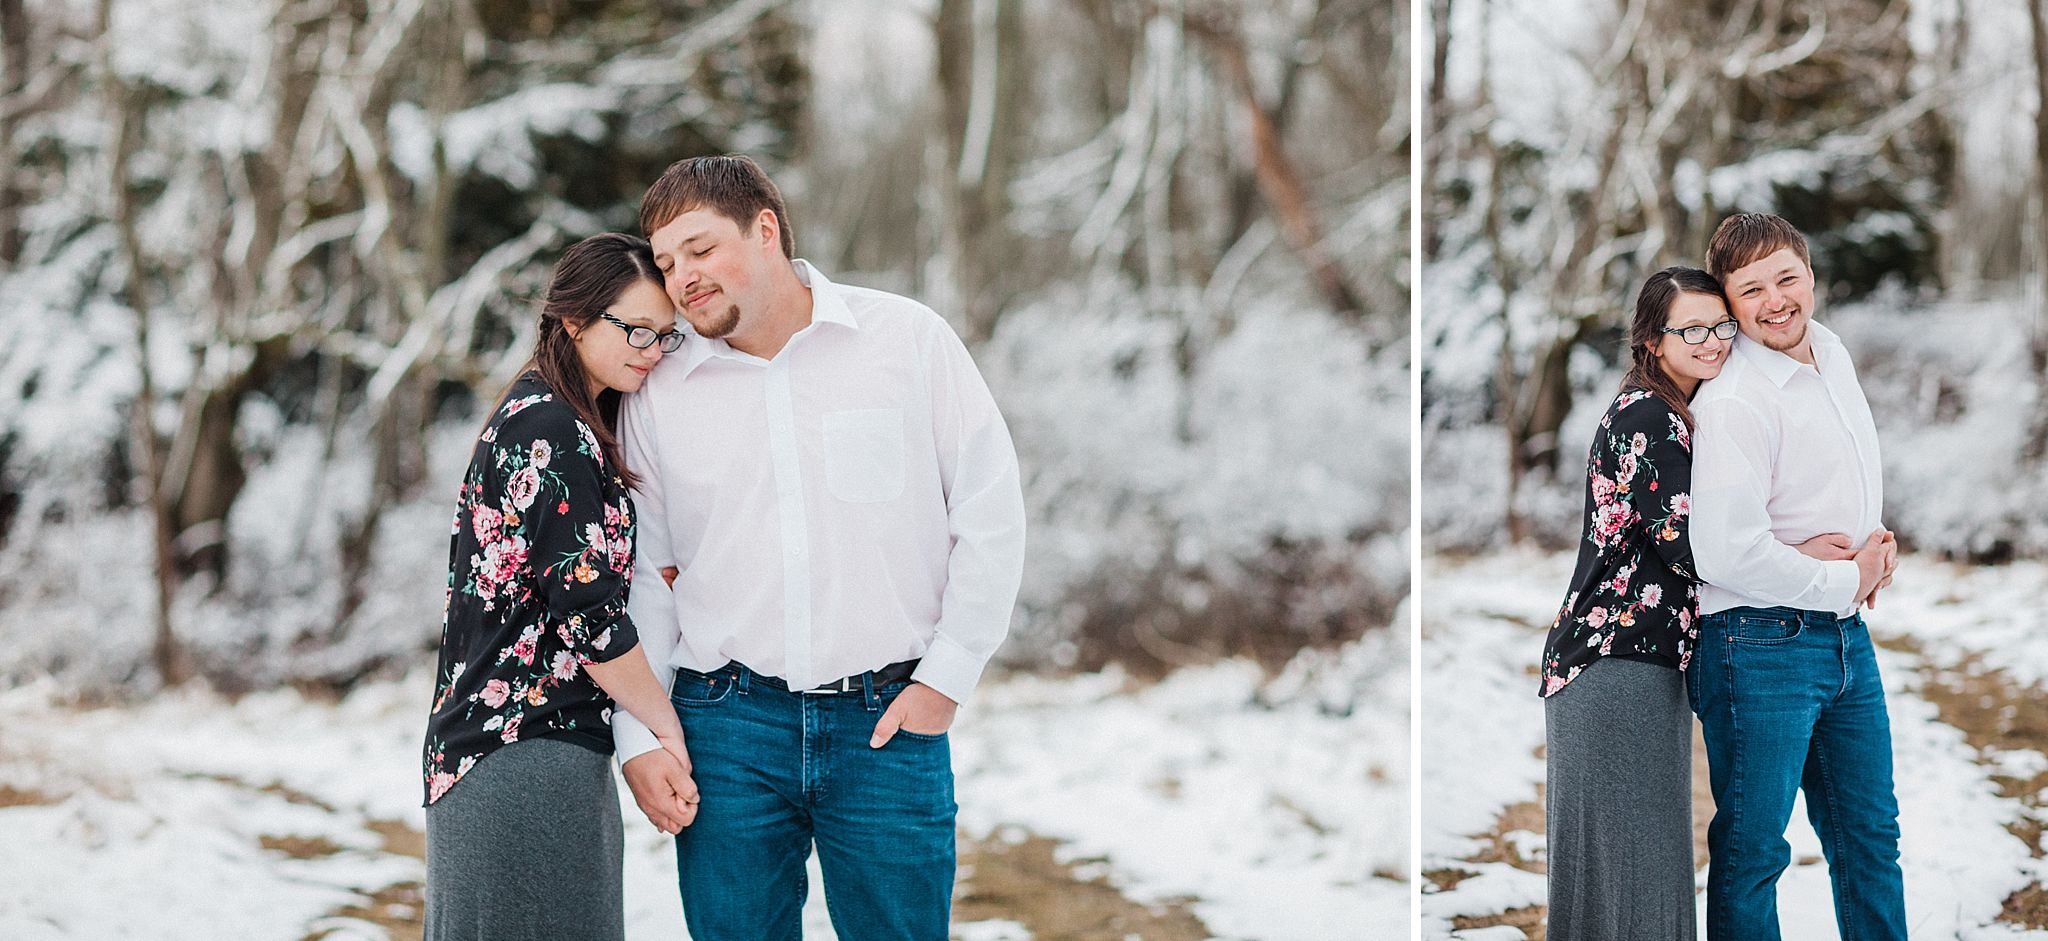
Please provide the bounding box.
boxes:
[1691,396,1858,611]
[610,389,678,764]
[911,324,1026,704]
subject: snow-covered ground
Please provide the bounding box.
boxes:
[0,628,1407,940]
[1421,550,2048,940]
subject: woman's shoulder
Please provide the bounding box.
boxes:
[1602,387,1678,430]
[487,376,578,433]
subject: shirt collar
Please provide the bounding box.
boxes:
[1735,319,1840,388]
[672,258,857,377]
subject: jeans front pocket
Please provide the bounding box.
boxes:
[1727,612,1803,646]
[670,666,737,707]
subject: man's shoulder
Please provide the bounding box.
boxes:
[1694,345,1768,408]
[833,280,954,336]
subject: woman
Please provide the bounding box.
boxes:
[1538,266,1735,939]
[421,232,692,941]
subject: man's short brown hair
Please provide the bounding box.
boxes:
[638,154,794,259]
[1705,212,1811,282]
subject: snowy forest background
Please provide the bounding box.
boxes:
[1422,0,2048,557]
[0,0,1407,695]
[0,2,1409,937]
[1419,0,2048,936]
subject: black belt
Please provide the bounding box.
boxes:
[737,659,920,695]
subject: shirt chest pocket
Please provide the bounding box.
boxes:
[821,408,906,503]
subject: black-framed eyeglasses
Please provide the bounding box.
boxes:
[1660,319,1739,345]
[599,312,684,352]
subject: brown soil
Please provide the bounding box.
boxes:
[1451,905,1546,940]
[297,818,427,940]
[302,881,424,941]
[953,831,1213,940]
[1881,634,2048,927]
[260,835,345,859]
[0,783,58,807]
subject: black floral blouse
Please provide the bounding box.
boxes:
[1539,388,1698,697]
[422,375,640,804]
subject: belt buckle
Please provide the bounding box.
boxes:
[805,675,857,695]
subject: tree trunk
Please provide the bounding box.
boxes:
[1424,0,1452,261]
[99,0,185,685]
[937,0,1025,343]
[1192,14,1365,318]
[0,0,28,266]
[2026,0,2048,460]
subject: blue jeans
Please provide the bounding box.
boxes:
[667,662,957,941]
[1688,606,1906,941]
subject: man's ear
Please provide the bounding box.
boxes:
[754,208,780,252]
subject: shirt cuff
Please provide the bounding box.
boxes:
[910,633,989,705]
[611,708,662,764]
[1818,557,1860,614]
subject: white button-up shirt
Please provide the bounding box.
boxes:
[611,260,1026,762]
[1690,321,1883,618]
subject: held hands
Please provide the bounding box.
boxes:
[1852,529,1899,610]
[1794,530,1898,609]
[870,682,957,748]
[621,744,699,835]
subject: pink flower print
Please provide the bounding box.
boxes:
[605,502,624,529]
[1617,451,1638,485]
[471,504,503,542]
[1585,631,1605,649]
[487,536,528,588]
[500,716,523,743]
[1640,583,1664,608]
[480,678,512,708]
[591,626,612,651]
[584,522,608,555]
[530,440,552,469]
[506,466,541,512]
[1544,674,1571,696]
[1591,473,1616,505]
[512,624,540,665]
[457,755,476,776]
[1631,432,1648,456]
[551,650,579,682]
[1587,607,1609,628]
[468,552,497,601]
[1598,634,1614,655]
[1668,492,1692,518]
[428,772,457,802]
[1594,502,1633,545]
[502,394,546,417]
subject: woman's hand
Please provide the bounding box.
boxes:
[652,731,699,829]
[1792,532,1855,561]
[1853,529,1898,609]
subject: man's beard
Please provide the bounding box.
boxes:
[1755,311,1807,352]
[695,303,741,339]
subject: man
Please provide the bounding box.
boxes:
[610,154,1027,939]
[1689,212,1904,940]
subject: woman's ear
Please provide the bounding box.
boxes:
[562,319,584,340]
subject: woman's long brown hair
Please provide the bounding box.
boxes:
[488,232,663,490]
[1623,265,1726,431]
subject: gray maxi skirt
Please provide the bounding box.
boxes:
[1544,656,1696,941]
[424,736,625,941]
